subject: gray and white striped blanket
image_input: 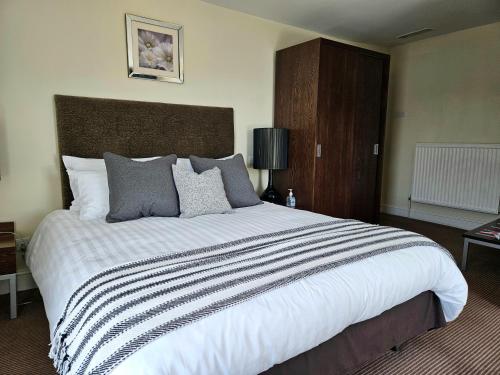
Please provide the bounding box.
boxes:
[50,219,445,375]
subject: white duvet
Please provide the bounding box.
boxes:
[26,203,467,375]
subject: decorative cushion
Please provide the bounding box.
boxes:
[189,154,261,208]
[172,165,232,218]
[104,152,179,222]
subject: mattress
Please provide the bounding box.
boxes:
[26,203,468,374]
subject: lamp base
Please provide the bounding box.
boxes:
[260,185,283,205]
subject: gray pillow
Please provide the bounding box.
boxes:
[189,154,262,208]
[104,152,179,222]
[172,165,232,218]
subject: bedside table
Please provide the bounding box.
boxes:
[0,222,16,319]
[462,219,500,271]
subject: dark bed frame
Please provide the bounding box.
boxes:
[54,95,446,375]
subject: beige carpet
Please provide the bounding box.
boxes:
[0,215,498,374]
[0,290,54,374]
[353,255,500,374]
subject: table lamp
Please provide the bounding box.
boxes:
[253,128,288,204]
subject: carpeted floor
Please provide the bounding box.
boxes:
[0,215,498,374]
[353,215,500,375]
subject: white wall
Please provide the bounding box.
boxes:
[0,0,385,235]
[382,22,500,229]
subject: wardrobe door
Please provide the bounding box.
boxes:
[350,52,388,223]
[313,42,357,218]
[274,40,321,210]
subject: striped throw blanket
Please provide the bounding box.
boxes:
[50,219,446,375]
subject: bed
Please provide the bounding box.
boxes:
[26,95,468,375]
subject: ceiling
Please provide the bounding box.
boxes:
[203,0,500,46]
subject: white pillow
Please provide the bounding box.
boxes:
[63,156,107,211]
[219,154,236,160]
[62,155,161,171]
[176,158,194,172]
[76,171,109,220]
[62,155,108,172]
[173,156,234,171]
[62,155,160,212]
[175,154,235,172]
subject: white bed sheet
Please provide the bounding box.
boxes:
[26,203,467,375]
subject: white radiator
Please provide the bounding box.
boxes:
[411,143,500,214]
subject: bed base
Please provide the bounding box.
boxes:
[262,291,445,375]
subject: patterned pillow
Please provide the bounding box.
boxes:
[172,165,232,218]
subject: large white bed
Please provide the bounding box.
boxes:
[27,202,467,375]
[29,95,468,375]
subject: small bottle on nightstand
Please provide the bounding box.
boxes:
[286,189,296,208]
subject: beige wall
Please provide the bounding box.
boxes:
[382,22,500,229]
[0,0,385,235]
[6,0,495,235]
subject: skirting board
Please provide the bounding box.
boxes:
[381,204,487,230]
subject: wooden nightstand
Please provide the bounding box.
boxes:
[0,222,16,319]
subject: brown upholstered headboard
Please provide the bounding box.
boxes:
[55,95,234,208]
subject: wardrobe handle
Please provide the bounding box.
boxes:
[316,144,322,158]
[373,144,379,156]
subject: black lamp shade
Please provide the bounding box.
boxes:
[253,128,288,170]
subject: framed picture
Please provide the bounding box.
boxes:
[125,14,184,83]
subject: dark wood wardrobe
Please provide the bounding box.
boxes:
[273,38,390,224]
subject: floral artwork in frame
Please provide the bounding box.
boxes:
[126,14,184,83]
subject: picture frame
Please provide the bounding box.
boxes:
[125,14,184,83]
